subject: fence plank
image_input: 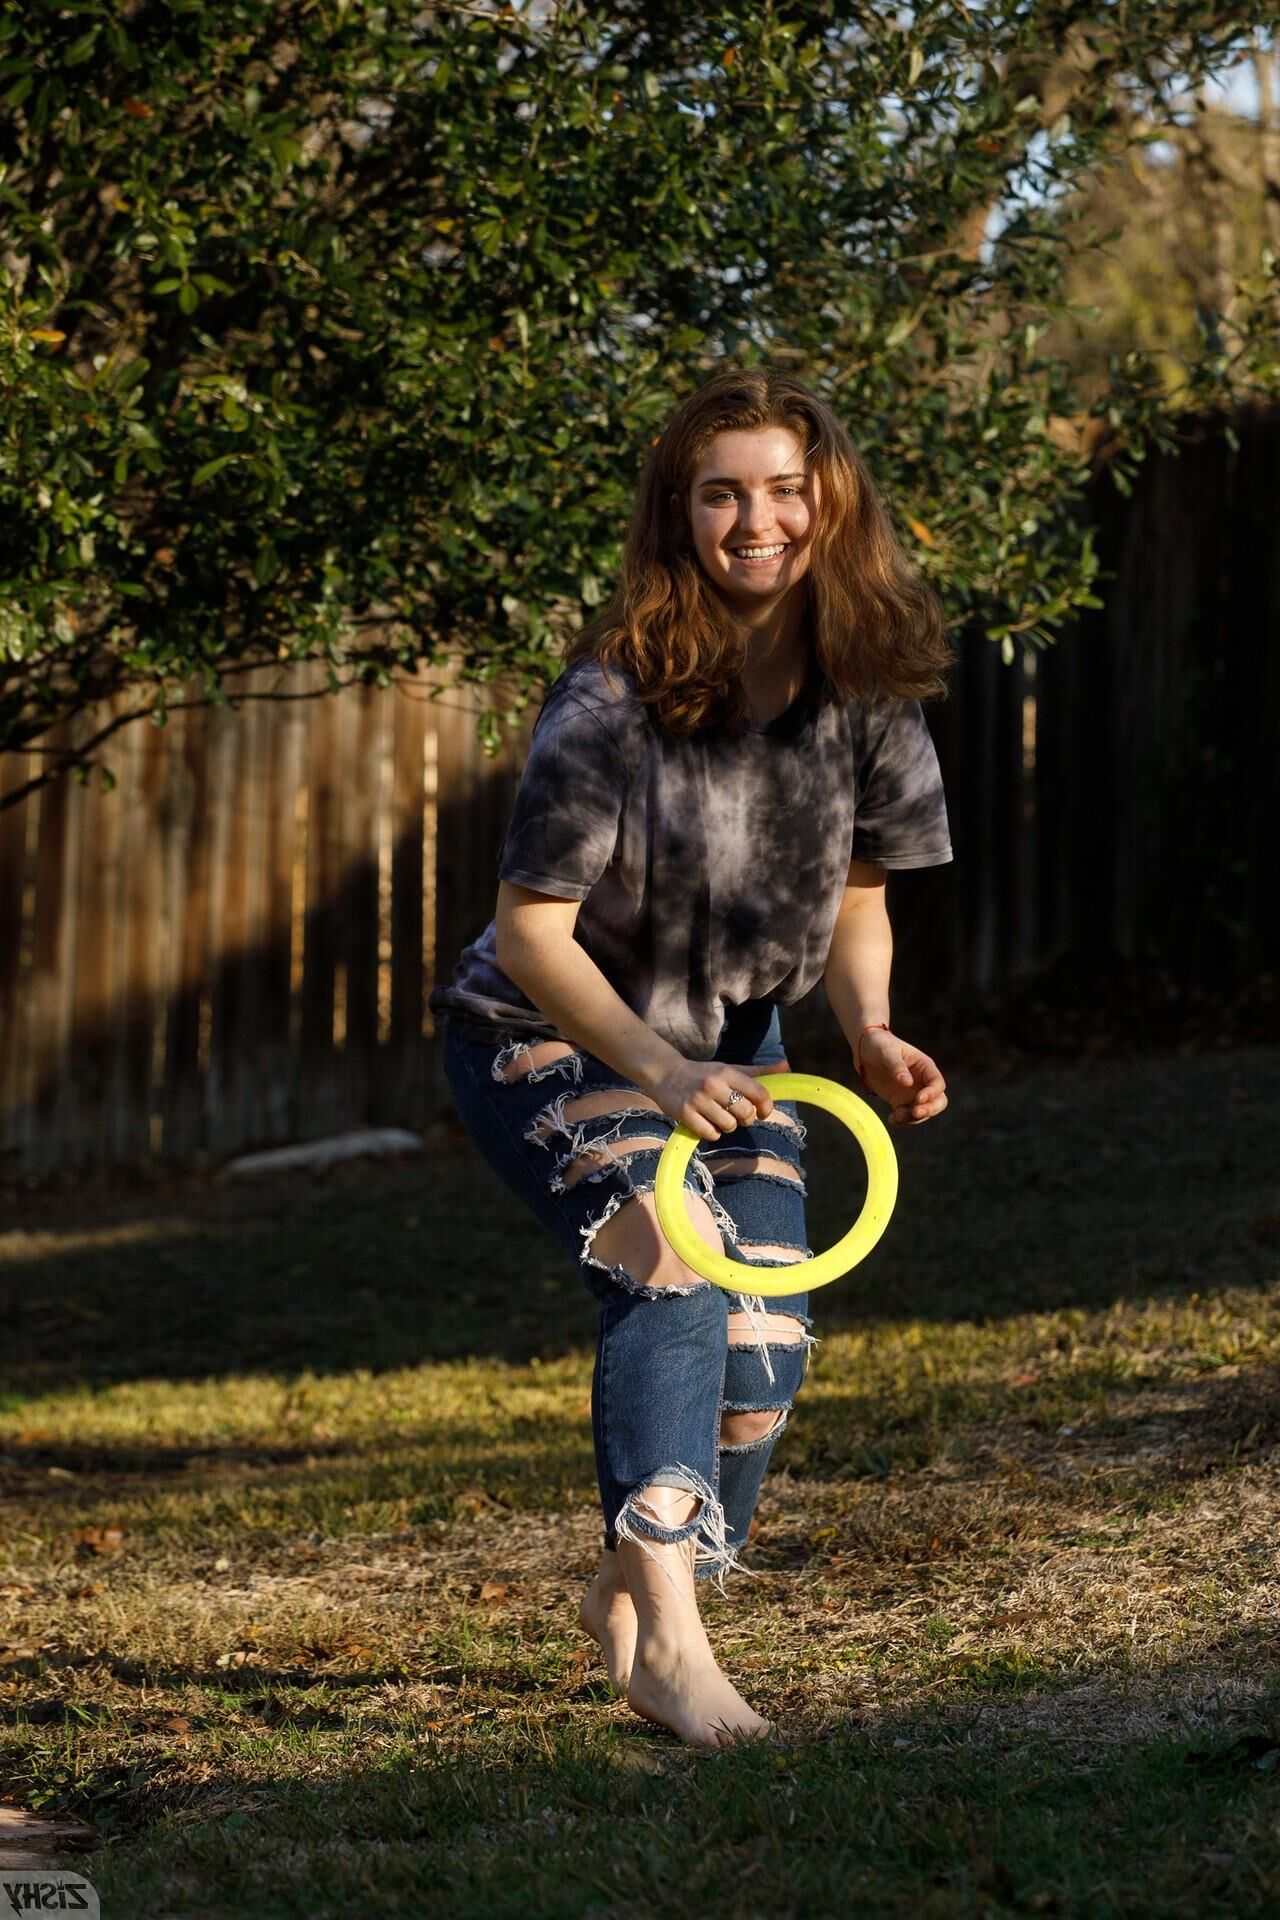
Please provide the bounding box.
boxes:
[0,753,33,1172]
[115,711,166,1162]
[162,697,214,1158]
[387,674,428,1124]
[298,684,345,1137]
[254,666,306,1147]
[56,727,115,1171]
[207,684,254,1156]
[340,680,381,1119]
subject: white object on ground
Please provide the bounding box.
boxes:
[222,1129,423,1177]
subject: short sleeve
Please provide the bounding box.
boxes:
[497,694,627,901]
[850,698,953,870]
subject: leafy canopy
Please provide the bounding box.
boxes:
[1,0,1276,791]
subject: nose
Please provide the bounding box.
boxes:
[733,492,778,540]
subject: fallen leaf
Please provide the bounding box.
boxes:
[608,1745,667,1774]
[162,1716,192,1735]
[66,1583,104,1600]
[307,1637,371,1660]
[906,516,936,548]
[452,1486,505,1515]
[0,1644,39,1664]
[75,1526,126,1556]
[477,1580,510,1603]
[215,1650,250,1670]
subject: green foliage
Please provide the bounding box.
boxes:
[1,2,1277,780]
[1044,92,1280,399]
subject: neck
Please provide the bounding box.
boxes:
[722,582,808,670]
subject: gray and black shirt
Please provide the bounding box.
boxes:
[429,653,953,1059]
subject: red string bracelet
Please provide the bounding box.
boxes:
[855,1021,890,1087]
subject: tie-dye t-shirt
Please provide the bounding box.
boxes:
[428,653,952,1060]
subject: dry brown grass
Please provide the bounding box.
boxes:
[1,1043,1278,1915]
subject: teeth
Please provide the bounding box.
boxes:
[732,545,788,558]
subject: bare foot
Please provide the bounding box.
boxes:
[627,1639,772,1749]
[578,1553,638,1693]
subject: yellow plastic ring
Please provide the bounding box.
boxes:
[654,1072,899,1297]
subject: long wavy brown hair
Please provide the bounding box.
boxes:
[561,366,953,735]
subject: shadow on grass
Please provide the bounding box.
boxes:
[0,1047,1277,1399]
[36,1632,1280,1919]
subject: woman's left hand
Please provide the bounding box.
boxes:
[855,1029,948,1126]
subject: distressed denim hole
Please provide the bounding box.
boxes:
[583,1183,735,1293]
[704,1151,804,1184]
[528,1087,664,1145]
[720,1406,788,1449]
[493,1038,583,1084]
[727,1309,806,1345]
[734,1244,809,1266]
[562,1134,671,1190]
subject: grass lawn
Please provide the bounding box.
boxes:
[1,1040,1278,1918]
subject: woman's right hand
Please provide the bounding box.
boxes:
[645,1057,778,1141]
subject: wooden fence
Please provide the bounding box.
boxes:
[0,662,533,1178]
[2,406,1277,1177]
[893,402,1280,1012]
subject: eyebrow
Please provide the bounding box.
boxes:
[696,471,807,488]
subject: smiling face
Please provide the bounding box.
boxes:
[687,425,817,613]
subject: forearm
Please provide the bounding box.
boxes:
[497,930,683,1092]
[822,901,894,1048]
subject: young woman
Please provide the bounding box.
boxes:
[429,366,953,1748]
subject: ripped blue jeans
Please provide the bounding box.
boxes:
[439,1000,815,1588]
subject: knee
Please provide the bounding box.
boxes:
[585,1186,725,1298]
[719,1309,807,1449]
[719,1406,786,1448]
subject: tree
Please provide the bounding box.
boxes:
[2,1,1277,802]
[1039,34,1280,399]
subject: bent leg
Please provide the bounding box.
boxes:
[700,1099,815,1570]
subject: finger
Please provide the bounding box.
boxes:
[892,1088,947,1124]
[725,1068,766,1119]
[749,1077,774,1117]
[709,1087,749,1130]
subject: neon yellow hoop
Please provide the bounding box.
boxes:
[654,1071,899,1297]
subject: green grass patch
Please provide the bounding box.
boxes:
[1,1044,1279,1916]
